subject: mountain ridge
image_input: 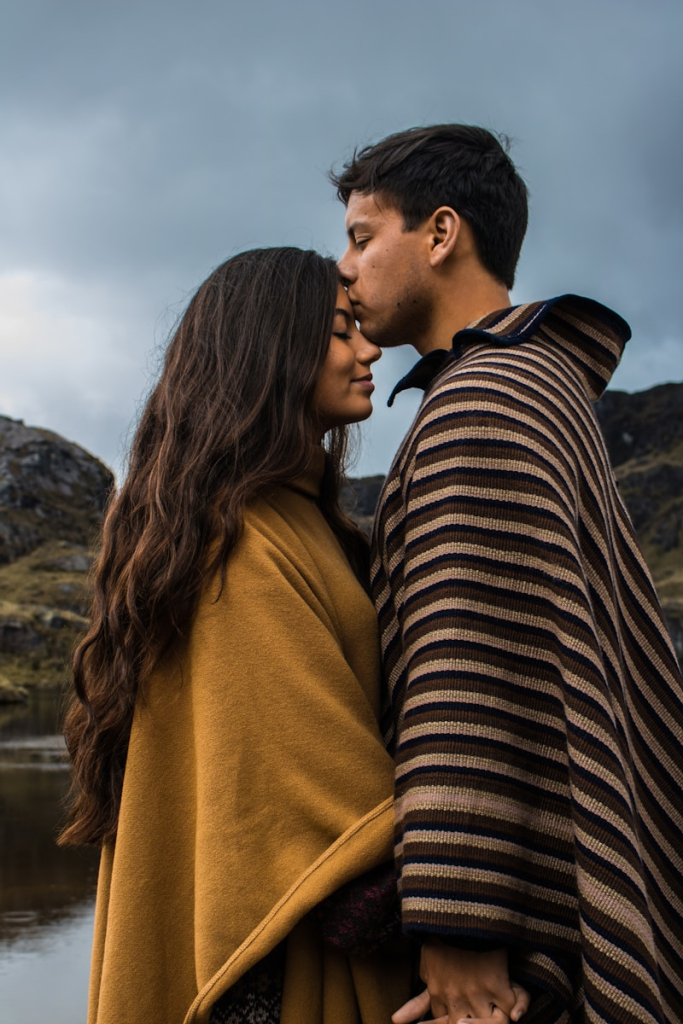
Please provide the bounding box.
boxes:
[0,380,681,700]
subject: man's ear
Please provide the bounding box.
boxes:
[428,207,460,268]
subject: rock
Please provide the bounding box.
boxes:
[595,384,683,653]
[615,461,683,535]
[35,550,93,573]
[40,611,69,630]
[340,476,385,536]
[0,594,89,690]
[0,416,110,688]
[595,383,683,467]
[0,416,113,565]
[341,476,386,518]
[0,673,28,704]
[665,608,683,663]
[0,607,42,654]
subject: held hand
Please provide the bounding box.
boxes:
[391,941,530,1024]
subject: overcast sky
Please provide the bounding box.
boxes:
[1,0,681,477]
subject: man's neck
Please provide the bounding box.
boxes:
[415,275,511,357]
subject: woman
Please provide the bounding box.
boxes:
[60,248,413,1024]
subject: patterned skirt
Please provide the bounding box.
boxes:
[209,863,401,1023]
[209,943,285,1024]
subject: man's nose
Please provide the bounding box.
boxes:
[338,246,356,286]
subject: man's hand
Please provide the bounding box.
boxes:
[392,941,530,1024]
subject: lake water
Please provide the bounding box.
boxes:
[0,690,99,1023]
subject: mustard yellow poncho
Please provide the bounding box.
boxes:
[88,459,411,1024]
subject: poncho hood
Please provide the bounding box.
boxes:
[388,294,631,407]
[460,294,631,400]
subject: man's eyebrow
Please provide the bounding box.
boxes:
[346,219,369,239]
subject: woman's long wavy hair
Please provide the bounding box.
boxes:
[60,247,369,847]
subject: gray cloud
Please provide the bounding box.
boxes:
[1,0,681,475]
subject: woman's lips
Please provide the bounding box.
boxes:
[351,376,374,393]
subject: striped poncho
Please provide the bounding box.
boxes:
[372,295,683,1024]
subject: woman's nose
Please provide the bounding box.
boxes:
[359,341,381,365]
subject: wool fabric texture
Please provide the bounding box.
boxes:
[372,295,683,1024]
[88,454,412,1024]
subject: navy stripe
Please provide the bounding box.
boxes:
[397,761,572,807]
[404,830,576,864]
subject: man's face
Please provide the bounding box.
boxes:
[338,191,433,349]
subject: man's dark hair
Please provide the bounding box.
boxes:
[330,124,528,290]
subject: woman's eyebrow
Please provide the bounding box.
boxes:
[334,307,353,323]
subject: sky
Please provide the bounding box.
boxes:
[1,0,681,478]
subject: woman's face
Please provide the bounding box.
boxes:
[311,284,381,436]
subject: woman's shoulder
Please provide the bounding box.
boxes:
[244,483,330,557]
[202,485,349,609]
[195,486,372,658]
[250,478,361,563]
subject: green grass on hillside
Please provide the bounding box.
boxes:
[0,541,92,695]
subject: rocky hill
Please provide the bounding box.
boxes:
[0,417,113,700]
[595,383,683,661]
[344,381,683,663]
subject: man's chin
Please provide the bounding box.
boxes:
[356,311,415,349]
[356,314,387,346]
[364,325,409,349]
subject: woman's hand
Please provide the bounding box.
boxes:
[392,941,530,1024]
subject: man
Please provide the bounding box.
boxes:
[332,125,683,1024]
